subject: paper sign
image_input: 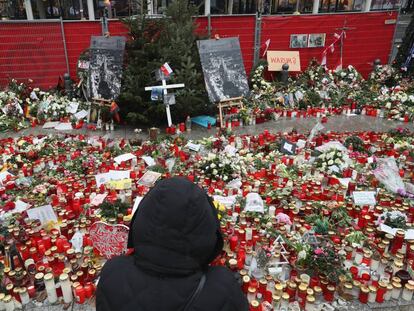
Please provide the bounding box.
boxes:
[379,224,398,236]
[267,51,301,71]
[95,172,111,187]
[352,191,376,206]
[43,121,60,129]
[66,102,79,114]
[54,123,73,131]
[245,193,264,213]
[12,200,31,214]
[187,142,201,152]
[137,171,161,187]
[166,158,176,172]
[142,156,156,167]
[224,145,237,156]
[33,137,47,145]
[132,196,143,215]
[280,140,296,155]
[338,178,351,188]
[74,110,89,120]
[108,170,131,180]
[89,221,129,259]
[70,230,84,252]
[108,179,132,190]
[0,171,13,184]
[91,193,108,206]
[114,153,136,164]
[26,205,57,225]
[296,139,306,149]
[213,195,237,207]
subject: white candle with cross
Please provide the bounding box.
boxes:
[145,79,185,127]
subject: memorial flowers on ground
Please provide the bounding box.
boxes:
[0,125,414,308]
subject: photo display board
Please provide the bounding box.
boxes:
[89,36,126,100]
[197,37,249,103]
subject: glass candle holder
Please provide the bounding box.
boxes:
[368,285,377,303]
[402,283,414,301]
[44,273,57,304]
[359,286,369,303]
[59,273,73,304]
[391,282,402,299]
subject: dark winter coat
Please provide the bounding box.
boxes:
[96,177,248,311]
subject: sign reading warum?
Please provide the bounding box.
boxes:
[267,51,301,72]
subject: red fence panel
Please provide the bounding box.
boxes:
[261,12,398,77]
[0,13,397,89]
[0,21,67,89]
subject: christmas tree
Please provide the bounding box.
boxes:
[394,14,414,75]
[119,0,210,126]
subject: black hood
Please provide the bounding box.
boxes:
[127,177,224,276]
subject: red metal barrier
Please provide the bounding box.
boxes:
[0,21,67,89]
[261,12,398,77]
[0,12,397,89]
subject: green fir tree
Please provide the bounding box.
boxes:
[119,0,210,126]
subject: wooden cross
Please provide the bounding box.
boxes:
[145,78,184,127]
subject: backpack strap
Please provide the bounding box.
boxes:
[182,274,207,311]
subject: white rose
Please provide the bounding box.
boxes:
[212,169,218,175]
[328,160,334,165]
[334,158,341,164]
[210,163,216,168]
[223,176,228,181]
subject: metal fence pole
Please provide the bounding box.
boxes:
[207,13,211,37]
[60,18,70,75]
[253,12,262,66]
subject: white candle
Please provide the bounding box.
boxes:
[368,288,376,303]
[44,273,57,303]
[402,284,414,301]
[3,295,13,311]
[384,284,393,301]
[269,206,275,216]
[0,293,5,311]
[18,288,29,305]
[60,273,73,303]
[392,283,402,299]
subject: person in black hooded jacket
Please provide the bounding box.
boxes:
[96,177,249,311]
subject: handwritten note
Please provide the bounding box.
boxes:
[245,193,264,213]
[352,191,377,206]
[91,193,108,206]
[26,205,57,225]
[114,153,136,164]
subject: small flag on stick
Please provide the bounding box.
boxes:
[160,63,173,77]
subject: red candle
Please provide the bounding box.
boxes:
[230,235,238,251]
[359,286,369,303]
[75,285,85,304]
[84,283,94,298]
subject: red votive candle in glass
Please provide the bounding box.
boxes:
[390,230,405,255]
[376,281,387,303]
[359,286,369,303]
